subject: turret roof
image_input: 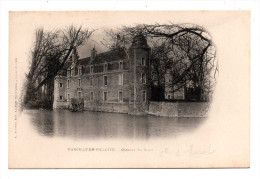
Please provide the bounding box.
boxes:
[130,34,150,49]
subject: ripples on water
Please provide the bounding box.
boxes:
[25,109,206,140]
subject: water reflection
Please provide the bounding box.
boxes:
[26,109,206,140]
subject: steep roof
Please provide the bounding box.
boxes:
[130,34,150,49]
[77,48,128,66]
[63,61,72,69]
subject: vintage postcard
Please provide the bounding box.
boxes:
[8,11,250,168]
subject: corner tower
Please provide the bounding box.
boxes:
[129,34,151,114]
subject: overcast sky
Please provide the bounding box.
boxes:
[9,11,246,101]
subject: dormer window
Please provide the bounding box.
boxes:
[119,61,123,70]
[78,66,82,75]
[104,63,108,72]
[90,65,94,73]
[67,69,71,77]
[71,67,74,76]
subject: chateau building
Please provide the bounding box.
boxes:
[53,35,151,114]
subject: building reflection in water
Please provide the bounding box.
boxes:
[27,109,206,140]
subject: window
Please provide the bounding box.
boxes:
[67,69,71,77]
[119,61,123,70]
[90,65,94,73]
[78,91,82,99]
[134,87,137,100]
[141,57,146,66]
[67,94,70,101]
[90,91,94,101]
[118,91,123,102]
[59,96,63,100]
[103,91,108,102]
[141,73,146,84]
[118,74,123,85]
[78,66,82,75]
[71,67,74,76]
[59,83,63,88]
[104,63,108,71]
[78,79,81,87]
[90,77,93,87]
[168,95,171,100]
[67,80,70,88]
[142,90,146,102]
[104,75,108,86]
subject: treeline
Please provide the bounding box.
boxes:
[23,23,218,109]
[104,24,218,101]
[23,26,93,108]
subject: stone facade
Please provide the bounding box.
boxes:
[53,35,151,114]
[148,101,209,117]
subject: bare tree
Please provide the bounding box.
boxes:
[103,23,218,101]
[149,42,174,100]
[24,25,93,106]
[144,24,217,101]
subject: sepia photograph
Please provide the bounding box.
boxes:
[8,11,250,168]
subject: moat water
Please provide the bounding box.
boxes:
[19,109,206,140]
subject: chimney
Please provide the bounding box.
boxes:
[72,48,78,63]
[91,46,97,61]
